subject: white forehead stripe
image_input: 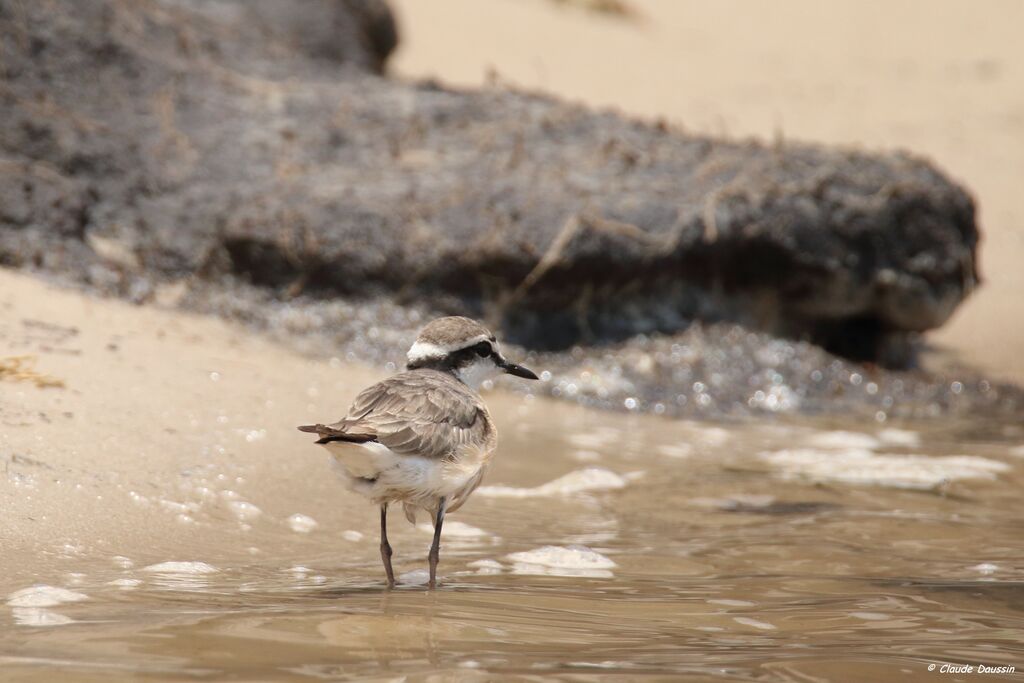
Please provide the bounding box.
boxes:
[407,341,448,363]
[406,334,492,363]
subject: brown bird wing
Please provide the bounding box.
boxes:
[299,370,494,460]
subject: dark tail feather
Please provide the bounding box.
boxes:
[298,423,377,444]
[316,432,377,444]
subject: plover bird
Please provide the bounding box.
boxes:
[299,316,538,588]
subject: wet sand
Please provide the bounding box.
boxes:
[0,269,376,571]
[389,0,1024,384]
[3,268,1024,679]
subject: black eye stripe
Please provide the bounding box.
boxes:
[473,341,492,357]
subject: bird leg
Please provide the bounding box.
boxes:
[380,503,395,588]
[428,497,447,589]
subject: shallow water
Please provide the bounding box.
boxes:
[3,397,1023,681]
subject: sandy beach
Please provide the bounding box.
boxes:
[0,268,378,576]
[389,0,1024,383]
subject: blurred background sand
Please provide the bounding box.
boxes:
[389,0,1024,383]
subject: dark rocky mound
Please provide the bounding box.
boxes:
[2,0,1012,419]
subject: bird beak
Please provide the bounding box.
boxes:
[499,357,539,380]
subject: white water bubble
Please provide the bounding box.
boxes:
[760,448,1009,489]
[398,569,430,585]
[287,513,318,533]
[850,612,890,621]
[143,562,218,591]
[878,428,921,448]
[112,556,134,569]
[467,559,504,575]
[708,598,756,607]
[733,617,776,630]
[228,501,262,521]
[506,545,616,578]
[656,443,693,459]
[12,608,74,627]
[143,561,218,574]
[807,431,881,451]
[417,520,490,538]
[7,585,88,608]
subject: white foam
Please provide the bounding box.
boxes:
[12,608,74,626]
[228,501,262,521]
[733,617,776,630]
[477,468,627,498]
[107,578,142,589]
[691,426,730,446]
[143,561,218,574]
[416,520,490,538]
[111,556,134,569]
[398,569,430,585]
[806,431,881,450]
[878,428,921,448]
[972,563,999,575]
[656,443,693,459]
[144,561,219,591]
[7,585,88,608]
[567,661,624,670]
[287,513,318,533]
[506,545,616,578]
[342,530,364,542]
[159,499,196,514]
[850,612,890,621]
[467,559,504,575]
[761,448,1010,489]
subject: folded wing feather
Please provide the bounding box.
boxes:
[297,370,495,465]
